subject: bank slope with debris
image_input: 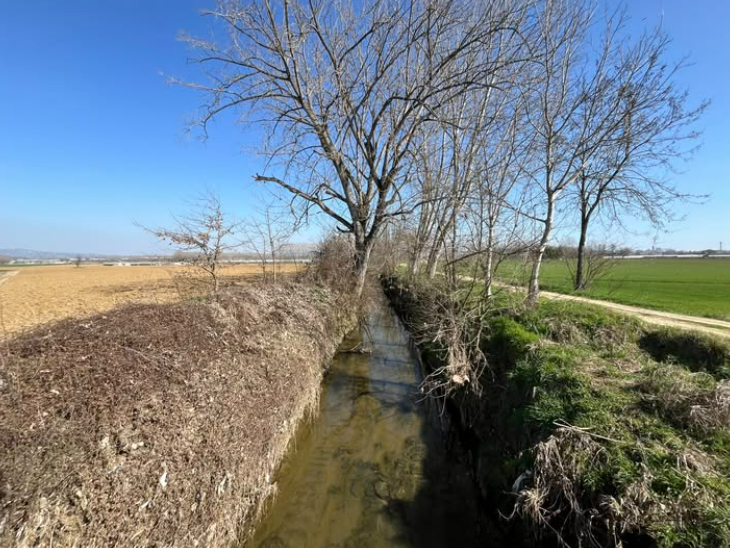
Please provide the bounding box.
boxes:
[0,282,353,548]
[383,275,730,548]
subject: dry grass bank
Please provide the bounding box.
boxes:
[0,263,303,335]
[0,280,352,548]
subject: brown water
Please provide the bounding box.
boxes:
[246,296,485,548]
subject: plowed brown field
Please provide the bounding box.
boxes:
[0,263,301,335]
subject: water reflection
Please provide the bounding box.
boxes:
[246,294,484,548]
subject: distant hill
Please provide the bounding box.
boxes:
[0,245,316,261]
[0,249,107,260]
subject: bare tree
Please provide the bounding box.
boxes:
[519,0,596,305]
[520,3,707,302]
[421,86,497,280]
[569,24,708,290]
[560,242,623,290]
[469,105,532,298]
[405,130,448,278]
[178,0,531,296]
[243,203,293,283]
[146,193,240,299]
[74,256,83,268]
[406,42,530,283]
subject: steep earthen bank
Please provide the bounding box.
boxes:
[0,282,354,547]
[382,275,730,548]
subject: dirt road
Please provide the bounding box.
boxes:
[452,275,730,339]
[535,288,730,339]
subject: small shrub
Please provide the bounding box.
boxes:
[302,235,355,292]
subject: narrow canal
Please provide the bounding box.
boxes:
[246,294,486,548]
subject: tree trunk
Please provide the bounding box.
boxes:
[447,215,458,287]
[271,246,277,283]
[353,239,374,298]
[527,246,545,306]
[574,215,589,290]
[425,210,453,280]
[484,250,494,298]
[408,247,422,278]
[425,243,442,279]
[527,198,555,306]
[483,230,494,299]
[212,272,220,299]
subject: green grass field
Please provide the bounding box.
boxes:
[496,258,730,321]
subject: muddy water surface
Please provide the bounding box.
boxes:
[246,297,485,548]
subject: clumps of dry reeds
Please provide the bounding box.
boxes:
[514,428,619,548]
[382,276,488,400]
[0,281,352,548]
[639,364,730,431]
[605,444,730,547]
[541,317,588,345]
[419,300,488,399]
[691,382,730,429]
[515,425,730,548]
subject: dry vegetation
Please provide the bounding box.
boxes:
[0,264,302,335]
[0,278,353,547]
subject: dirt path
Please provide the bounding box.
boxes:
[536,288,730,339]
[452,276,730,339]
[484,279,730,339]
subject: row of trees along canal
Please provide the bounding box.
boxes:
[177,0,706,301]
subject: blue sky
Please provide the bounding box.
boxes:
[0,0,727,254]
